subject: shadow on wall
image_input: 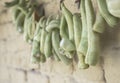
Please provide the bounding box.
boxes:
[101,23,120,50]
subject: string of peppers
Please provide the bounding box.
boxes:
[5,0,120,69]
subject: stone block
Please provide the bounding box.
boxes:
[0,8,12,24]
[73,62,104,82]
[64,76,78,83]
[52,61,73,76]
[103,46,120,83]
[8,68,26,83]
[27,71,49,83]
[0,23,20,43]
[50,75,65,83]
[0,40,7,65]
[0,65,10,82]
[77,80,105,83]
[101,24,120,83]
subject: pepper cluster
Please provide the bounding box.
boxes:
[5,0,120,69]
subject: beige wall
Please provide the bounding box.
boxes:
[0,0,120,83]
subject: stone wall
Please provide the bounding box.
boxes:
[0,0,120,83]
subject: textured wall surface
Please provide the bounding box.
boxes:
[0,0,120,83]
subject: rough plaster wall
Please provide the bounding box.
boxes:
[0,0,120,83]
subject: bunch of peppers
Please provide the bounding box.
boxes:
[5,0,120,69]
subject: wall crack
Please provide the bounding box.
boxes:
[100,56,107,83]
